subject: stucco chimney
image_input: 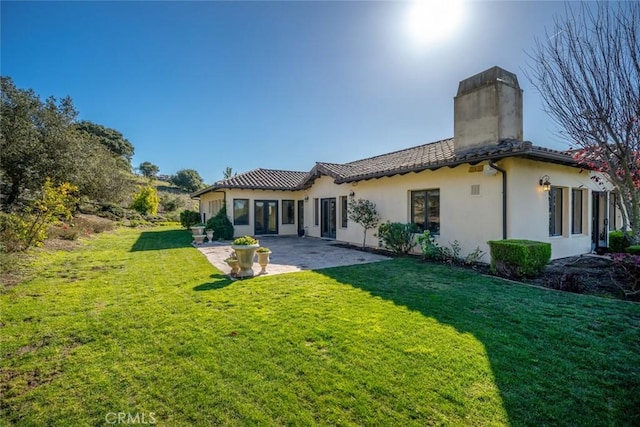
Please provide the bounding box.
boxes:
[453,66,523,152]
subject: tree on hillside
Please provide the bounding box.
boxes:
[139,161,160,179]
[75,120,134,163]
[347,197,380,248]
[170,169,205,193]
[131,185,159,216]
[526,1,640,244]
[0,76,135,209]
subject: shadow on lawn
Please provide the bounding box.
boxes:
[317,259,640,426]
[130,229,193,252]
[193,274,234,291]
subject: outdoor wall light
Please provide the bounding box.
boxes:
[304,195,309,202]
[349,190,355,197]
[539,175,551,191]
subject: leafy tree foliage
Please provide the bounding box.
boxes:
[527,2,640,243]
[347,197,380,248]
[0,76,134,209]
[179,210,201,228]
[75,120,134,163]
[170,169,205,193]
[0,179,78,251]
[139,161,160,179]
[131,185,159,216]
[223,166,234,179]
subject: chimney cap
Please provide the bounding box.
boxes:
[456,66,520,96]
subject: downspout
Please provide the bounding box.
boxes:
[489,161,507,240]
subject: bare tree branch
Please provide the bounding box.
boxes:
[526,1,640,244]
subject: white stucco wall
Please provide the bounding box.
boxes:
[197,158,620,260]
[198,191,225,223]
[198,188,303,237]
[304,167,504,259]
[503,157,613,259]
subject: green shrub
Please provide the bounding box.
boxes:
[627,245,640,255]
[377,222,418,255]
[609,230,632,253]
[179,210,201,228]
[0,213,42,252]
[131,185,159,216]
[232,235,258,245]
[205,205,234,240]
[0,180,78,251]
[98,203,125,220]
[416,230,440,260]
[488,239,551,278]
[159,195,184,213]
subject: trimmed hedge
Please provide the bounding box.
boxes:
[627,245,640,255]
[609,230,632,253]
[488,239,551,278]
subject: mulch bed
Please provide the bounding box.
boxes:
[331,243,638,302]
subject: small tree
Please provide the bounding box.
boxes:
[171,169,205,193]
[347,197,379,248]
[0,179,78,251]
[131,185,159,216]
[223,166,234,179]
[139,161,159,179]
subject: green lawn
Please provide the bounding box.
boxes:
[1,227,639,426]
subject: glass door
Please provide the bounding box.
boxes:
[254,200,278,235]
[321,198,337,239]
[592,192,608,249]
[297,200,304,235]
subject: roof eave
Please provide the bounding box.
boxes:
[335,150,578,184]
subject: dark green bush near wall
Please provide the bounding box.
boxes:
[609,230,632,253]
[627,245,640,255]
[205,204,234,240]
[179,210,201,228]
[488,239,552,278]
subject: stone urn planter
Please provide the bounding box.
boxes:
[192,234,206,245]
[224,257,240,277]
[256,247,271,274]
[231,236,260,278]
[190,225,205,237]
[206,229,214,242]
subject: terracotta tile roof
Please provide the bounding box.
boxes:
[191,138,577,196]
[192,169,308,195]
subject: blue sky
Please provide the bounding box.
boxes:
[2,1,576,184]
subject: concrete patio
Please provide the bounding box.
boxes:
[196,235,390,277]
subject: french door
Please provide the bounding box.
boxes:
[321,198,337,239]
[254,200,278,235]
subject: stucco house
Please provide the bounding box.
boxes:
[192,66,622,260]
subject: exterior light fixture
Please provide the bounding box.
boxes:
[349,190,355,197]
[304,195,309,202]
[539,175,551,191]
